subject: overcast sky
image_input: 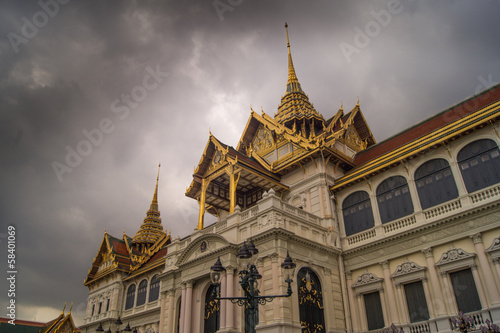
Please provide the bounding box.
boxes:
[1,0,499,326]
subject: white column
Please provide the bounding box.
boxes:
[471,233,500,305]
[179,284,186,333]
[159,292,166,333]
[346,271,359,332]
[423,248,447,317]
[381,260,400,324]
[440,272,456,314]
[270,254,282,321]
[166,290,175,333]
[395,284,409,324]
[470,264,488,309]
[357,294,367,332]
[183,281,193,333]
[226,266,235,329]
[422,278,435,319]
[379,289,389,327]
[220,274,226,330]
[493,258,500,281]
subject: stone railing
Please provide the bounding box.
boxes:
[423,199,462,219]
[383,215,417,234]
[343,182,500,249]
[347,229,376,245]
[470,183,500,204]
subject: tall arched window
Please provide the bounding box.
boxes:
[136,279,148,306]
[148,275,160,302]
[342,191,374,236]
[297,268,325,332]
[376,176,414,223]
[204,284,220,333]
[457,139,500,193]
[415,159,458,209]
[125,284,136,310]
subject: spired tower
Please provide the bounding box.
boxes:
[275,23,326,139]
[82,165,171,333]
[131,166,164,255]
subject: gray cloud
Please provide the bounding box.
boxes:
[1,0,499,325]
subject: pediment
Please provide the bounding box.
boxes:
[436,247,476,273]
[176,234,233,267]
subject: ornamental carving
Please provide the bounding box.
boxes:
[351,272,383,287]
[436,248,474,265]
[391,261,425,278]
[252,126,274,154]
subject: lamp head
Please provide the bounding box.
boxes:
[210,256,226,284]
[280,251,296,279]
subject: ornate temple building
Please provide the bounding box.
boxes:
[80,25,500,333]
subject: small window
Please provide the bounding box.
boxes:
[98,302,102,314]
[136,279,148,306]
[404,281,430,322]
[149,275,160,302]
[342,191,374,236]
[376,176,414,223]
[449,269,482,313]
[364,291,385,330]
[106,299,110,312]
[458,139,500,193]
[91,304,95,316]
[125,284,136,310]
[414,159,458,209]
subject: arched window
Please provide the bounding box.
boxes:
[136,279,148,306]
[297,268,325,332]
[125,284,136,310]
[376,176,414,223]
[148,275,160,302]
[342,191,374,236]
[458,139,500,193]
[415,159,458,209]
[204,284,220,333]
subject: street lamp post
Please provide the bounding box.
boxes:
[96,317,133,333]
[210,239,296,333]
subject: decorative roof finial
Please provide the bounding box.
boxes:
[340,101,343,111]
[285,22,300,91]
[152,163,160,205]
[62,302,66,315]
[356,96,360,106]
[69,302,73,314]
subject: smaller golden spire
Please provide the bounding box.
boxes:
[62,302,66,315]
[285,22,300,92]
[69,302,73,314]
[356,96,360,106]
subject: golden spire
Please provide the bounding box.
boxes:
[285,22,301,93]
[151,163,160,211]
[131,164,164,248]
[275,23,324,129]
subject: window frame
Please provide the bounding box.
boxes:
[148,275,160,303]
[342,191,375,236]
[457,139,500,193]
[376,176,414,223]
[136,279,148,306]
[125,284,136,310]
[414,158,459,210]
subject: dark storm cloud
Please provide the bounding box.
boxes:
[1,0,499,325]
